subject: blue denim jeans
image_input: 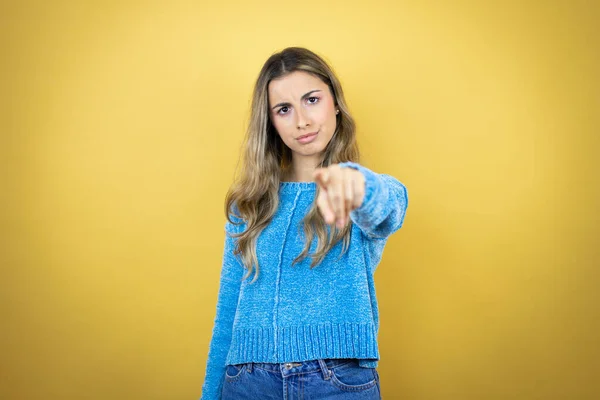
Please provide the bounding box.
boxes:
[222,358,381,399]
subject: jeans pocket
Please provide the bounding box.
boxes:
[224,364,247,382]
[329,360,378,391]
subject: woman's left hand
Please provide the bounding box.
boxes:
[313,164,366,229]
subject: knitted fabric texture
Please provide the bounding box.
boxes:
[200,162,408,399]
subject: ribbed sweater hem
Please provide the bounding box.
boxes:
[225,322,379,366]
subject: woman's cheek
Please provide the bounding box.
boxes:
[273,122,293,145]
[272,119,286,137]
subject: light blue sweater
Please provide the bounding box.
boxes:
[201,162,408,399]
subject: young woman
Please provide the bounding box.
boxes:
[201,47,408,399]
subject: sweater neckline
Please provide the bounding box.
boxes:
[279,181,317,193]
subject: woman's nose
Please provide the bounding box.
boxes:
[296,107,310,128]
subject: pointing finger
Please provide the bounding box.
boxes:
[316,186,335,224]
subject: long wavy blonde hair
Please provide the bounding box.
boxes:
[225,46,360,283]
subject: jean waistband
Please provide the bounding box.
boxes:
[242,358,358,376]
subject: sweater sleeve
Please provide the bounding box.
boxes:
[200,216,245,400]
[338,161,409,239]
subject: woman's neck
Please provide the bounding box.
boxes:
[283,156,325,182]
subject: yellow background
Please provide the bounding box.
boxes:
[1,1,598,399]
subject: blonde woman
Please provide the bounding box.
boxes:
[201,47,408,399]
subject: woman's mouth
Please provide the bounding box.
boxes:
[297,131,318,144]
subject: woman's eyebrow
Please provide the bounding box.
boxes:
[271,89,322,110]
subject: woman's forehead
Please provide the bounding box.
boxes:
[268,72,327,101]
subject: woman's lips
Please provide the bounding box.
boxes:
[297,132,318,144]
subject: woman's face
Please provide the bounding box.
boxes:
[268,70,338,162]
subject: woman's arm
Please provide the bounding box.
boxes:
[338,162,409,239]
[200,219,244,400]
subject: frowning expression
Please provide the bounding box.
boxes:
[268,71,338,158]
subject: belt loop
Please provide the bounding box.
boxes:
[247,362,253,373]
[317,359,331,380]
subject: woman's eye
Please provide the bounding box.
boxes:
[277,97,319,115]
